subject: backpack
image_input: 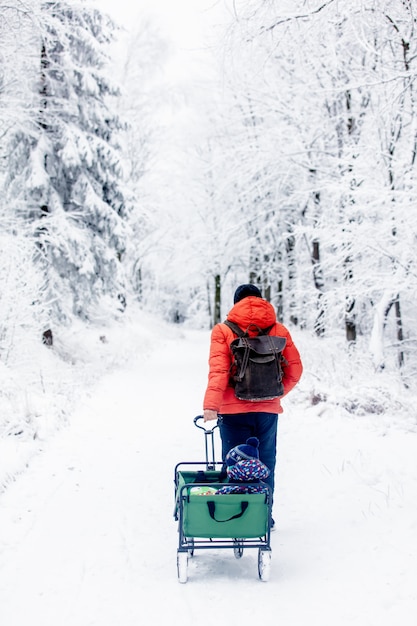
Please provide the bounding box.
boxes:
[223,320,287,402]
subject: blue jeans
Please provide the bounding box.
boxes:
[218,412,278,496]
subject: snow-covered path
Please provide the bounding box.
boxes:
[0,326,416,626]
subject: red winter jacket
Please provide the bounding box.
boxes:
[203,296,303,415]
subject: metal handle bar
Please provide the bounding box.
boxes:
[193,414,219,433]
[193,415,219,470]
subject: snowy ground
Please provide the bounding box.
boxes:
[0,316,416,625]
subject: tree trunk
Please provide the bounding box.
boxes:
[214,274,221,326]
[133,263,143,302]
[345,315,357,342]
[206,279,212,326]
[249,247,261,288]
[276,278,283,323]
[42,329,53,346]
[342,252,356,343]
[395,297,404,368]
[345,255,356,342]
[40,42,48,130]
[312,238,325,336]
[263,277,271,302]
[286,234,298,326]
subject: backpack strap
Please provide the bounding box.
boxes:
[254,323,275,336]
[223,320,275,337]
[223,320,246,336]
[223,320,249,382]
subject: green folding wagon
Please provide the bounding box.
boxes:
[173,416,273,583]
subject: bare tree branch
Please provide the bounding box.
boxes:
[260,0,337,34]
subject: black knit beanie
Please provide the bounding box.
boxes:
[233,284,262,304]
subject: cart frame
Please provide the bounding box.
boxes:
[173,416,273,582]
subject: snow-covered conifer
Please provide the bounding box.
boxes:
[5,0,132,324]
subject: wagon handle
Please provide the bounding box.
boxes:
[194,415,219,470]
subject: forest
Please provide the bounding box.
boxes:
[1,0,416,444]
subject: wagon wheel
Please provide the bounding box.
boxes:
[177,551,188,583]
[186,538,194,557]
[258,548,271,582]
[233,539,244,559]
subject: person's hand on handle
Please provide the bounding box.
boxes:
[203,409,218,422]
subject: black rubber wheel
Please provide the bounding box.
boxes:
[187,538,194,557]
[258,548,271,581]
[177,551,188,583]
[233,539,244,559]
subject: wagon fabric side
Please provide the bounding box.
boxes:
[175,465,272,540]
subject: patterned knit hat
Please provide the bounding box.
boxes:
[225,437,260,466]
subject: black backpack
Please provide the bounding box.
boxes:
[224,320,287,401]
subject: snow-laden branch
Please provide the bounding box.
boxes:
[260,0,337,34]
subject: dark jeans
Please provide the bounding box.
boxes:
[218,412,279,496]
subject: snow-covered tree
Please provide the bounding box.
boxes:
[5,0,132,330]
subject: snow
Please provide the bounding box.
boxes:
[0,312,416,625]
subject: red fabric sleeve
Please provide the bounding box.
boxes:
[203,324,232,411]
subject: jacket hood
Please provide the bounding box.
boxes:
[227,296,277,331]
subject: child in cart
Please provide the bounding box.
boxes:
[216,436,270,495]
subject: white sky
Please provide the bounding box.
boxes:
[92,0,231,84]
[94,0,229,46]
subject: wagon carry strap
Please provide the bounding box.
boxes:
[207,500,249,522]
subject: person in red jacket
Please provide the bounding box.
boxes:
[203,284,303,515]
